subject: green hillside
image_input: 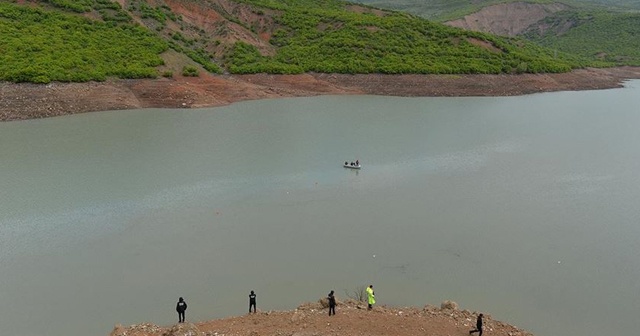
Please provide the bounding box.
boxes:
[0,0,591,84]
[353,0,640,65]
[352,0,640,21]
[0,1,167,83]
[351,0,540,21]
[230,0,583,74]
[523,11,640,66]
[580,0,640,10]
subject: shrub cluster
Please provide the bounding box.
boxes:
[182,65,199,77]
[0,3,167,83]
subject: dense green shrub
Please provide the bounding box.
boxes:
[43,0,94,13]
[182,65,199,77]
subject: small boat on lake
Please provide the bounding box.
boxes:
[343,163,361,169]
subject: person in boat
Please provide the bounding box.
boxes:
[350,162,355,166]
[345,161,348,166]
[356,160,359,166]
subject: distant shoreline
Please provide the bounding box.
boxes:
[2,67,639,122]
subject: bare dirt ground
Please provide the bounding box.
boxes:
[1,67,639,122]
[445,2,569,36]
[109,299,533,336]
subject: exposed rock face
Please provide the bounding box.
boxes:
[523,15,577,38]
[446,2,569,36]
[162,0,278,57]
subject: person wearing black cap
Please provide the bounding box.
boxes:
[327,290,336,316]
[176,297,187,323]
[249,290,257,313]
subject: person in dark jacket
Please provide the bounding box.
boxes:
[327,290,336,316]
[249,290,257,313]
[469,313,483,336]
[176,297,187,323]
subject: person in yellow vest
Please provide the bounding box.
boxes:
[366,284,375,310]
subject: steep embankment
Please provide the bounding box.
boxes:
[522,11,640,65]
[352,0,640,20]
[109,299,533,336]
[356,0,640,66]
[442,1,640,65]
[3,67,640,121]
[445,2,569,36]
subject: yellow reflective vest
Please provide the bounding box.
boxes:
[366,286,376,305]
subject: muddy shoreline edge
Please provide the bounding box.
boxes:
[2,67,639,122]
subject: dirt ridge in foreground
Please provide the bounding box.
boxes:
[2,67,639,122]
[110,299,533,336]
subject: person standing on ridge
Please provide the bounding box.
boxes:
[176,297,187,323]
[327,290,336,316]
[366,285,375,310]
[469,313,484,336]
[249,290,257,313]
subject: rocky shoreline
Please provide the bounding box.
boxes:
[109,299,533,336]
[1,67,639,122]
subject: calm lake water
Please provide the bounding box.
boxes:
[1,81,639,336]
